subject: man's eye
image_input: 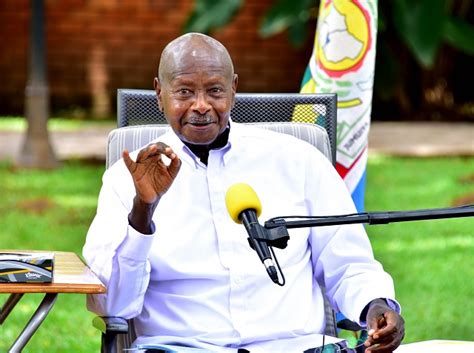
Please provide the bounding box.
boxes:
[178,89,191,95]
[210,87,224,94]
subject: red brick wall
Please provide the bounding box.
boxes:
[0,0,315,116]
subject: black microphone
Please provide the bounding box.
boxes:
[225,183,279,283]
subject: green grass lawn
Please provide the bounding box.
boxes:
[0,155,473,352]
[365,155,474,343]
[0,160,105,353]
[0,116,114,131]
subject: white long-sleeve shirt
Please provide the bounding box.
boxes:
[83,122,399,352]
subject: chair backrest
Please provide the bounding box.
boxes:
[106,122,333,169]
[117,89,337,163]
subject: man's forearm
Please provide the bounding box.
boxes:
[128,196,159,234]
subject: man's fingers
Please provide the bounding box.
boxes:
[367,316,384,338]
[373,322,397,340]
[365,313,404,353]
[122,149,135,172]
[365,333,399,353]
[125,142,173,164]
[365,339,399,353]
[136,144,159,162]
[149,142,171,156]
[168,153,181,179]
[373,311,403,339]
[136,142,172,162]
[368,335,396,349]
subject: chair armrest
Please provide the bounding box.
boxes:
[93,316,129,334]
[94,316,132,353]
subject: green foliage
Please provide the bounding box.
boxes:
[444,16,474,56]
[184,0,243,33]
[392,0,446,67]
[259,0,315,46]
[392,0,474,68]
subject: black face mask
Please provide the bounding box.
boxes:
[184,126,230,165]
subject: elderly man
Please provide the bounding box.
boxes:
[83,33,404,353]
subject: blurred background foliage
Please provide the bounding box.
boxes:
[185,0,474,121]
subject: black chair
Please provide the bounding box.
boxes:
[116,89,337,164]
[93,90,361,353]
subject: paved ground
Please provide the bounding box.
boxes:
[368,122,474,157]
[0,121,473,162]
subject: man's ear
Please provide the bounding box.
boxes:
[232,74,238,93]
[231,74,238,108]
[154,77,163,112]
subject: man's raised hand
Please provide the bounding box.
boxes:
[123,142,181,205]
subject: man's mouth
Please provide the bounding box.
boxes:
[190,121,212,126]
[187,115,214,126]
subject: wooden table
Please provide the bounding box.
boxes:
[0,251,106,353]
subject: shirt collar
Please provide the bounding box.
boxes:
[167,118,237,169]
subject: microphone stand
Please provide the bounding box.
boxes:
[258,204,474,255]
[247,204,474,285]
[265,204,474,230]
[255,205,474,286]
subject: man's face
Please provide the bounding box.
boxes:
[155,50,237,145]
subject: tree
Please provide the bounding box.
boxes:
[17,0,58,169]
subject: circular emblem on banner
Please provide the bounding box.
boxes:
[316,0,372,78]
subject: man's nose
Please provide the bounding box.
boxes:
[192,91,211,114]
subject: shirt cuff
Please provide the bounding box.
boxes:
[116,224,156,262]
[385,298,401,314]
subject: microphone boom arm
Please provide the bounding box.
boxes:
[265,205,474,232]
[261,204,474,283]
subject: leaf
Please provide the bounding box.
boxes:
[443,17,474,56]
[374,40,400,101]
[287,17,310,47]
[259,0,312,46]
[392,0,446,68]
[183,0,243,34]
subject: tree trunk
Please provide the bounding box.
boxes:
[17,0,58,169]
